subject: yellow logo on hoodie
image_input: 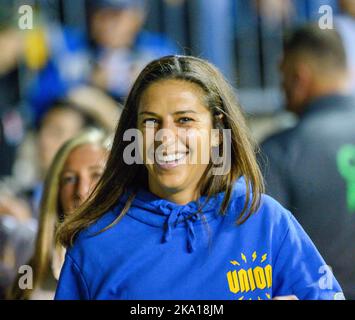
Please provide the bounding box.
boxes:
[226,252,272,300]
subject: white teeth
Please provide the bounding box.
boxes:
[157,153,186,163]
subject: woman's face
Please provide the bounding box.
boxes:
[38,108,85,175]
[59,144,107,215]
[90,8,143,49]
[138,79,217,203]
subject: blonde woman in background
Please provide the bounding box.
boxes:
[0,90,121,298]
[8,129,111,300]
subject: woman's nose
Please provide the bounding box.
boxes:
[156,119,178,147]
[75,177,91,201]
[156,128,177,146]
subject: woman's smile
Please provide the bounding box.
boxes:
[155,151,189,169]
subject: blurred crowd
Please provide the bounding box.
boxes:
[0,0,354,299]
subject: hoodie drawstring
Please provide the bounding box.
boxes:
[185,218,196,253]
[163,207,180,243]
[161,205,199,253]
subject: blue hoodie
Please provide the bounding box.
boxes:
[55,178,344,300]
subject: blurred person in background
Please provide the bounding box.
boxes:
[0,0,92,127]
[25,6,91,125]
[0,3,48,296]
[260,24,355,299]
[29,0,179,119]
[8,129,111,300]
[35,89,120,181]
[88,0,180,101]
[2,94,120,223]
[0,92,121,298]
[253,0,294,25]
[0,1,25,179]
[335,0,355,91]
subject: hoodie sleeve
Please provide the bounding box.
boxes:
[54,253,90,300]
[272,212,345,300]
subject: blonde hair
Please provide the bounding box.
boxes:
[9,128,111,300]
[57,55,265,248]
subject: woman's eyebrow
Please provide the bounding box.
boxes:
[61,165,104,174]
[88,165,104,170]
[138,110,198,116]
[173,110,198,115]
[61,169,76,175]
[138,111,159,117]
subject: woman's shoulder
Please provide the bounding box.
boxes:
[229,177,293,224]
[259,193,292,219]
[258,193,295,231]
[227,182,295,236]
[68,205,123,254]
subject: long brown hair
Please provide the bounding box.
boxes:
[57,55,264,248]
[9,129,111,300]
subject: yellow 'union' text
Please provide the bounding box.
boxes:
[227,265,272,294]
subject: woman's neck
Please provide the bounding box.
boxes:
[148,182,200,205]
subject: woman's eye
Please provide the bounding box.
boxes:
[91,171,103,181]
[178,117,194,124]
[142,118,159,127]
[61,176,77,185]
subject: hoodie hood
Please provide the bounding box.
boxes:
[120,177,248,252]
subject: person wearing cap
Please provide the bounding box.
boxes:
[88,0,180,101]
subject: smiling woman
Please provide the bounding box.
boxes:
[137,79,224,204]
[58,55,263,235]
[54,55,344,300]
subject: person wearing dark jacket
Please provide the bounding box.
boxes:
[260,24,355,299]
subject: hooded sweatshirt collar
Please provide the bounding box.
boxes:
[119,177,247,253]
